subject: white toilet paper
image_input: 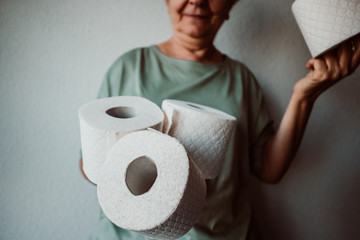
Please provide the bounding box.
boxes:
[292,0,360,57]
[97,130,206,240]
[162,99,236,179]
[79,96,164,184]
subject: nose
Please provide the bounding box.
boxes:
[189,0,208,8]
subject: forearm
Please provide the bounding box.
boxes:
[260,87,315,183]
[259,35,359,184]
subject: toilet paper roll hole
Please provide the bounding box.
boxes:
[106,106,137,119]
[125,155,158,196]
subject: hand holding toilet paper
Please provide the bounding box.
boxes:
[79,96,236,239]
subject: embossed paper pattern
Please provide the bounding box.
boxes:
[292,0,360,57]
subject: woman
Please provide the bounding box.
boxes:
[83,0,360,239]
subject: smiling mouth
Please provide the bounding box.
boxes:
[183,14,210,20]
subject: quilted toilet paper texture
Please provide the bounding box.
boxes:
[97,130,207,239]
[171,113,235,179]
[79,96,164,184]
[141,158,206,239]
[79,121,122,184]
[162,100,236,179]
[292,0,360,57]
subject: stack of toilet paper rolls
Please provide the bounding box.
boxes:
[79,96,236,239]
[79,96,164,184]
[292,0,360,57]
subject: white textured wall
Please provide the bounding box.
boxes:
[0,0,359,240]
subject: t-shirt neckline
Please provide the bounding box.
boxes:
[150,45,228,67]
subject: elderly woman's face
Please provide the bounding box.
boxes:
[166,0,231,40]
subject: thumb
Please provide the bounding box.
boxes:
[306,58,316,70]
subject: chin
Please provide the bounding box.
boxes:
[182,26,213,39]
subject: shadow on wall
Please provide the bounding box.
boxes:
[249,121,360,240]
[336,166,360,240]
[223,1,303,239]
[219,1,360,240]
[218,0,309,120]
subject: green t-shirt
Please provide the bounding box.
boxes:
[90,45,273,240]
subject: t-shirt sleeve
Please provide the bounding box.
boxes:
[97,49,138,99]
[97,50,133,99]
[246,72,274,177]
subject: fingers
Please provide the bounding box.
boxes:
[304,35,360,89]
[337,41,352,76]
[305,58,322,70]
[300,35,360,100]
[308,52,341,83]
[316,35,360,81]
[305,59,314,70]
[351,34,360,71]
[323,51,341,80]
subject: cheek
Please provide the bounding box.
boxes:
[167,0,187,13]
[167,0,187,25]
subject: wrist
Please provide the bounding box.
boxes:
[292,77,319,105]
[291,85,316,109]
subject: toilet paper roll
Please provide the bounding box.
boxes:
[79,96,164,184]
[162,99,236,179]
[292,0,360,57]
[97,130,207,240]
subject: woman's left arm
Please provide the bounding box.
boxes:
[259,35,360,184]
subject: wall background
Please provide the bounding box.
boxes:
[1,0,359,239]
